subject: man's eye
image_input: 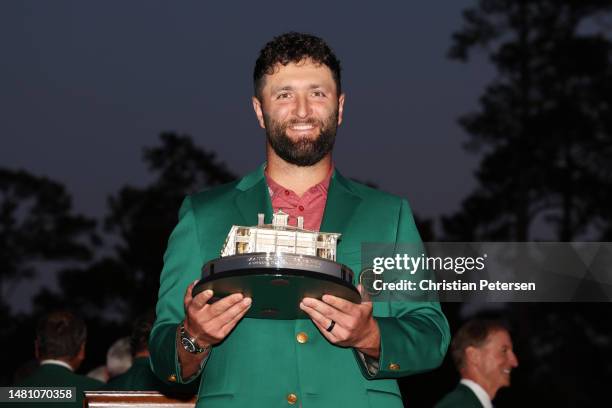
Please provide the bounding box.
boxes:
[277,93,291,99]
[312,91,325,97]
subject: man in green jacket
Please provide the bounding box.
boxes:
[435,319,519,408]
[16,310,103,408]
[150,32,450,408]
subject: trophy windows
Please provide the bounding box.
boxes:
[234,227,250,254]
[220,210,341,260]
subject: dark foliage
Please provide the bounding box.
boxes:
[434,1,612,407]
[33,132,236,323]
[444,0,612,241]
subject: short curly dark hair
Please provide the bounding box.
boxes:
[253,32,342,99]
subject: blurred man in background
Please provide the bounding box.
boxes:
[87,336,132,383]
[87,337,132,383]
[106,337,132,379]
[105,310,196,395]
[436,319,519,408]
[17,310,103,407]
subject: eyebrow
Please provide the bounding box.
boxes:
[271,84,328,93]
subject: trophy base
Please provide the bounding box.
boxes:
[193,253,360,320]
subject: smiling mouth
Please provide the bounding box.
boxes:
[502,369,512,374]
[289,124,316,131]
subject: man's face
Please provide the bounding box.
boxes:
[474,329,519,391]
[252,59,345,166]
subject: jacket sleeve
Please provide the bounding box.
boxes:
[149,196,209,384]
[356,199,450,379]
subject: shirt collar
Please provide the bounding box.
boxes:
[460,378,492,408]
[40,359,74,372]
[265,164,334,198]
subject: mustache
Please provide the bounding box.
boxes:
[284,118,320,127]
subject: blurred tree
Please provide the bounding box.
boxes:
[438,2,612,407]
[105,132,236,318]
[0,168,97,385]
[36,132,237,322]
[0,168,98,311]
[443,0,612,241]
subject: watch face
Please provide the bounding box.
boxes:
[181,336,196,353]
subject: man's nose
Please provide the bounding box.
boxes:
[294,95,312,118]
[509,351,519,367]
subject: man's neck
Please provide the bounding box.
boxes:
[266,148,332,197]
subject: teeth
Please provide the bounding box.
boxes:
[503,369,511,374]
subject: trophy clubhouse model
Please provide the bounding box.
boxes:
[193,210,360,319]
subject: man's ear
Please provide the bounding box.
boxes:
[70,342,86,371]
[465,346,480,366]
[337,93,345,126]
[252,96,266,129]
[78,342,86,360]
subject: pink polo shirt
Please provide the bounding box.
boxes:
[265,166,333,231]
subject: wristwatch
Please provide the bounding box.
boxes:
[179,322,210,354]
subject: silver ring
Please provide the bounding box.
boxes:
[326,320,336,332]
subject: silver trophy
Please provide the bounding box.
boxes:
[193,210,360,319]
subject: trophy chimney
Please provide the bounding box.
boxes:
[272,210,289,227]
[297,216,304,229]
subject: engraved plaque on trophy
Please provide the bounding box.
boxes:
[192,211,360,319]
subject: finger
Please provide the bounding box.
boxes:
[311,319,337,342]
[357,284,371,302]
[321,294,359,313]
[308,313,341,343]
[191,288,214,310]
[301,297,344,322]
[303,305,336,339]
[207,293,245,318]
[219,301,251,334]
[210,297,251,328]
[184,280,197,310]
[300,302,347,341]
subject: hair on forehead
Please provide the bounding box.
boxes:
[253,32,342,98]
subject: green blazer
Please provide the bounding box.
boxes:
[435,384,483,408]
[16,363,103,408]
[150,166,450,408]
[104,357,197,395]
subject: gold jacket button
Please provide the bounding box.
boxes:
[388,363,401,371]
[296,332,308,344]
[287,393,298,404]
[167,374,177,382]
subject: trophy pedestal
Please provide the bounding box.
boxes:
[193,253,360,320]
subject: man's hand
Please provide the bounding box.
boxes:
[178,281,251,379]
[183,280,252,347]
[299,285,380,359]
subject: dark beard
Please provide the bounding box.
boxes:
[264,109,338,167]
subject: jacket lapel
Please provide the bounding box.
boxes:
[234,164,274,226]
[320,169,362,237]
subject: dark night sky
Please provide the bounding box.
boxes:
[1,1,494,312]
